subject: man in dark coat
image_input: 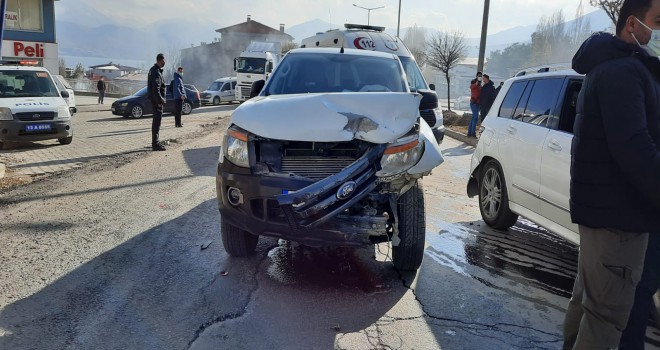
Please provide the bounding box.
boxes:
[97,77,106,104]
[478,74,496,122]
[147,53,166,151]
[562,0,660,348]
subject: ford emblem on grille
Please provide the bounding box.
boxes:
[336,181,357,200]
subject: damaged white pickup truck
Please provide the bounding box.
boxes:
[216,48,444,270]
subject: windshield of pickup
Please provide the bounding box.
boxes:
[0,70,59,98]
[236,57,266,73]
[264,52,407,95]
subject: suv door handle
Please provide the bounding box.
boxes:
[507,125,517,134]
[548,140,562,151]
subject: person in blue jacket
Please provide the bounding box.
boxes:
[562,0,660,348]
[172,66,186,128]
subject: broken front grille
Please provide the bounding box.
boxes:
[281,156,357,180]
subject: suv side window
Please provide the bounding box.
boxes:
[498,81,527,119]
[556,79,583,133]
[513,81,533,121]
[521,78,564,127]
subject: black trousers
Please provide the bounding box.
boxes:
[619,233,660,349]
[174,98,183,126]
[151,102,163,146]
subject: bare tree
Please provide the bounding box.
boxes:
[58,58,66,76]
[282,41,299,54]
[426,31,468,111]
[589,0,622,26]
[403,24,428,67]
[158,41,185,82]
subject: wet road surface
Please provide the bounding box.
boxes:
[1,115,659,349]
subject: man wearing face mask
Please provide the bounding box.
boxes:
[563,0,660,348]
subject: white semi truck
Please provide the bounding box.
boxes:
[234,41,282,102]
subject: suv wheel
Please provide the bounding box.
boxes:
[58,136,73,145]
[479,159,518,229]
[392,180,426,271]
[213,96,220,105]
[221,220,258,256]
[182,101,193,115]
[131,105,143,118]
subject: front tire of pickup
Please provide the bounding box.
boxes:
[58,136,73,145]
[221,220,258,257]
[393,180,426,271]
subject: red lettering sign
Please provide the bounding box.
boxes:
[13,42,44,58]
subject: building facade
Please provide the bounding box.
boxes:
[1,0,60,73]
[181,16,293,90]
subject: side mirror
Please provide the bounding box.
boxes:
[429,84,436,91]
[250,80,265,98]
[266,61,273,73]
[61,90,70,98]
[233,58,238,72]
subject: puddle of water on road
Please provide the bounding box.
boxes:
[426,218,578,298]
[266,239,387,293]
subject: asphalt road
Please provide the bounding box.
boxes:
[0,108,658,349]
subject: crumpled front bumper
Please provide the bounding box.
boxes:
[216,144,388,246]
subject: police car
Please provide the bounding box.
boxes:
[0,61,72,149]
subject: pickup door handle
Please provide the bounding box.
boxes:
[507,125,517,134]
[548,140,562,151]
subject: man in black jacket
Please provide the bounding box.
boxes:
[148,53,166,151]
[563,0,660,348]
[479,74,496,122]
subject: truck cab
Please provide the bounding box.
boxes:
[301,24,444,144]
[234,42,282,102]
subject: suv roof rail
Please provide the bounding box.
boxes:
[514,63,573,77]
[344,23,386,32]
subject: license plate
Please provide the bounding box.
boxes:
[25,124,51,132]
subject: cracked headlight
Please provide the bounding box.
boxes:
[378,135,424,177]
[223,126,250,167]
[0,107,13,120]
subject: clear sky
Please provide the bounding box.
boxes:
[57,0,601,37]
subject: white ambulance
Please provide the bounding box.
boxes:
[301,24,444,143]
[0,62,73,149]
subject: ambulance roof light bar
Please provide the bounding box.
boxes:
[344,23,385,32]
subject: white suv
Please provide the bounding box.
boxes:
[466,69,584,245]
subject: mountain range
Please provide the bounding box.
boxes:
[55,2,613,68]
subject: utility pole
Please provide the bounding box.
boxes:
[353,4,385,26]
[0,0,6,54]
[397,0,402,37]
[477,0,490,73]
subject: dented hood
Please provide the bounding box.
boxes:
[231,93,422,143]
